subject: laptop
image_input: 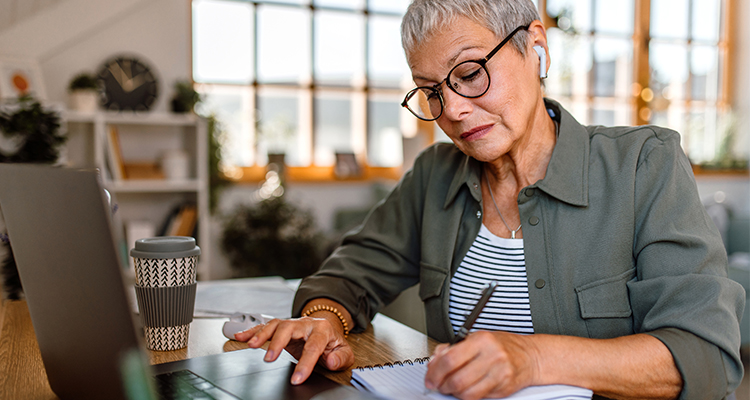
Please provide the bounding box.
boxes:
[0,164,343,400]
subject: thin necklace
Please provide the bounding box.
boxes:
[484,170,522,239]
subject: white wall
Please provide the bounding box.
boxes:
[0,0,192,112]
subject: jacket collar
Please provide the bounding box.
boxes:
[443,98,589,209]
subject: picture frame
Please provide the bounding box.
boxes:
[0,58,47,102]
[334,152,362,179]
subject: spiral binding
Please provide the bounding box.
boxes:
[355,356,431,371]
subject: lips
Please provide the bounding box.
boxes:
[460,124,493,141]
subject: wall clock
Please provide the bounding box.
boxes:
[97,55,158,111]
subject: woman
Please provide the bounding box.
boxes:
[236,1,745,399]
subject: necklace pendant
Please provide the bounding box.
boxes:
[511,230,516,239]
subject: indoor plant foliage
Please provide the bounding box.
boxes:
[221,197,325,279]
[0,95,66,299]
[68,72,101,112]
[171,80,202,113]
[0,95,65,163]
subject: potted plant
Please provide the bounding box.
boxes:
[170,80,201,113]
[67,73,101,113]
[220,196,327,279]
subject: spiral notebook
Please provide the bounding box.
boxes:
[351,358,593,400]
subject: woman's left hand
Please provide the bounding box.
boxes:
[424,330,541,400]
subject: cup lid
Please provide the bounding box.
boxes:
[130,236,201,259]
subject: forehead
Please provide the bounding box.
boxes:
[407,17,498,81]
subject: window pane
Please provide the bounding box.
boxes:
[692,0,721,42]
[593,38,631,98]
[690,45,719,101]
[314,0,364,9]
[314,92,352,165]
[685,106,720,163]
[262,0,308,4]
[257,89,303,166]
[546,0,591,33]
[257,6,311,84]
[650,42,688,101]
[315,11,365,86]
[196,84,255,166]
[193,0,253,84]
[546,30,592,98]
[594,0,633,35]
[368,96,402,167]
[368,0,409,14]
[368,15,410,88]
[650,0,688,39]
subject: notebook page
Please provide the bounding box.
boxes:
[351,362,593,400]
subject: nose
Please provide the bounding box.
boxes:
[439,83,473,121]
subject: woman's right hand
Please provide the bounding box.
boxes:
[233,313,354,385]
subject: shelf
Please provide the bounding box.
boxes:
[105,179,204,193]
[63,110,199,126]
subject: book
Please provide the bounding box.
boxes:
[351,358,593,400]
[106,125,127,181]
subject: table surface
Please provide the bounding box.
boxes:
[0,297,438,399]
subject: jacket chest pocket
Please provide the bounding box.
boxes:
[575,268,636,338]
[419,262,448,301]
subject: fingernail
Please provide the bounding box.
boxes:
[291,372,303,385]
[264,350,275,361]
[248,337,258,346]
[424,380,434,390]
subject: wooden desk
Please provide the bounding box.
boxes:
[0,299,439,398]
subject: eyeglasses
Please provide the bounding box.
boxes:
[401,24,531,121]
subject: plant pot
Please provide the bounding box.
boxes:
[68,90,100,113]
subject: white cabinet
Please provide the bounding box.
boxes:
[62,110,211,280]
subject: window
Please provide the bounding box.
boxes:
[194,0,742,180]
[542,0,737,166]
[192,0,412,181]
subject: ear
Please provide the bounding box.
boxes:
[526,20,550,79]
[533,45,547,79]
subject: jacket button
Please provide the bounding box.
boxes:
[476,211,482,219]
[535,279,546,289]
[529,216,540,225]
[525,188,535,197]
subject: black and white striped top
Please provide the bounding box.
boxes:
[449,224,534,335]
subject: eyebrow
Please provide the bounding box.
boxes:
[411,44,486,84]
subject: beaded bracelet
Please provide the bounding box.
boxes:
[301,304,350,338]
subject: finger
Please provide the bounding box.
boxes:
[452,372,500,400]
[265,320,308,362]
[290,330,330,385]
[247,319,281,349]
[425,342,475,390]
[233,323,265,342]
[435,352,486,396]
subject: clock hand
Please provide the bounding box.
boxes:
[124,74,147,93]
[108,63,128,88]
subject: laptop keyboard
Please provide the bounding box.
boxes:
[154,369,240,400]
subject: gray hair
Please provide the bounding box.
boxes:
[401,0,541,60]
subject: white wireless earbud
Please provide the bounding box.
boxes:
[533,45,547,79]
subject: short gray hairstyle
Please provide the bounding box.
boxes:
[401,0,541,60]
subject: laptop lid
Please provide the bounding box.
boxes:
[0,164,139,399]
[0,164,343,400]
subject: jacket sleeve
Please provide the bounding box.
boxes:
[292,146,437,332]
[628,128,746,399]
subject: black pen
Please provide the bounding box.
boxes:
[452,280,498,344]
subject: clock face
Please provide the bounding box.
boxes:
[97,56,158,111]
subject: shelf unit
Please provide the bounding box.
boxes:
[62,110,211,280]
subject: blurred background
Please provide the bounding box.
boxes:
[0,1,747,377]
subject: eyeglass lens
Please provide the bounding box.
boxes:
[403,60,489,121]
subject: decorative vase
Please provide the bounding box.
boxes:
[68,90,100,113]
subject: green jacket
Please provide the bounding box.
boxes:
[293,99,745,399]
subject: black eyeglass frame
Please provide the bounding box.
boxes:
[401,23,532,121]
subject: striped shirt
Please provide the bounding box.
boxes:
[449,224,534,335]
